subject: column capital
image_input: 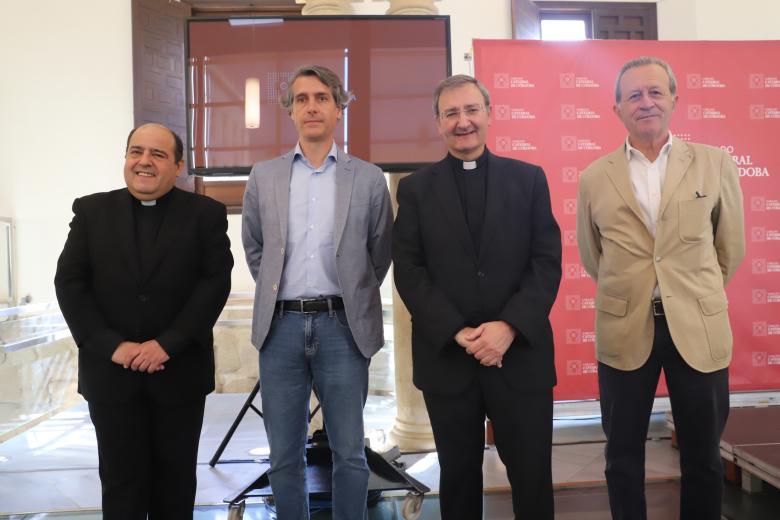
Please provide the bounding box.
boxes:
[386,0,438,15]
[300,0,353,15]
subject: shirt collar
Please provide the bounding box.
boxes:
[293,141,338,169]
[624,132,674,163]
[130,186,174,207]
[447,148,488,172]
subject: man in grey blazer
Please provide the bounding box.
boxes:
[242,65,393,519]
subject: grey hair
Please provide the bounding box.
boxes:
[615,56,677,103]
[432,74,491,116]
[281,65,354,110]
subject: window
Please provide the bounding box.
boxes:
[512,1,657,41]
[540,13,591,40]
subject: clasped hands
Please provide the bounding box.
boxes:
[455,320,516,368]
[111,340,170,373]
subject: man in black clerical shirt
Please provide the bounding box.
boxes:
[392,75,562,519]
[55,123,233,519]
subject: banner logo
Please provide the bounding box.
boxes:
[752,227,766,242]
[560,73,575,88]
[563,166,579,183]
[494,104,511,120]
[753,289,767,304]
[753,321,767,337]
[566,359,582,375]
[494,73,510,89]
[562,136,577,152]
[565,263,582,279]
[566,328,582,344]
[565,294,581,310]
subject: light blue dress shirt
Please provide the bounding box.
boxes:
[278,142,342,300]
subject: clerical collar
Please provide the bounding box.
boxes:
[132,187,173,207]
[447,150,487,172]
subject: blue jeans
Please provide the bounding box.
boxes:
[259,307,370,520]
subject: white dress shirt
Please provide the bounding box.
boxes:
[279,141,341,300]
[625,132,673,298]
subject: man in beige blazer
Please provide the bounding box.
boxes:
[577,57,745,520]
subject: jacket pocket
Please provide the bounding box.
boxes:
[678,198,711,243]
[596,292,628,317]
[698,290,728,315]
[594,293,629,358]
[697,291,731,361]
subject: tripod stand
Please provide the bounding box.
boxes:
[209,380,320,467]
[210,380,429,520]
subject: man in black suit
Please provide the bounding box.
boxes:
[54,123,233,519]
[392,75,562,519]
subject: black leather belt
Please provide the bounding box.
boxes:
[652,298,664,317]
[276,296,344,313]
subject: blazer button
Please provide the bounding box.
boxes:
[138,294,148,302]
[281,247,285,256]
[477,271,485,278]
[272,283,278,292]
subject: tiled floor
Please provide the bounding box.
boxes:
[1,393,778,519]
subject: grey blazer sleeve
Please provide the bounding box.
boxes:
[242,166,264,282]
[367,169,393,284]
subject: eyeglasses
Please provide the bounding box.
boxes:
[438,104,486,122]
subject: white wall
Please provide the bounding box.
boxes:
[542,0,780,40]
[686,0,780,40]
[0,0,134,303]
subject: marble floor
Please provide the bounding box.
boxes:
[0,393,678,516]
[1,393,777,519]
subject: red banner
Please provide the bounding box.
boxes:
[474,39,780,401]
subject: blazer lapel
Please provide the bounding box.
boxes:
[333,149,354,252]
[659,138,693,219]
[478,152,503,263]
[431,160,477,262]
[116,189,142,284]
[603,146,648,229]
[274,151,295,249]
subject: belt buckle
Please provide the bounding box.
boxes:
[299,298,319,313]
[652,299,664,317]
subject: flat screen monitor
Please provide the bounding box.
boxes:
[186,16,451,174]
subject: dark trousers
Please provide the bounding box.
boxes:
[88,394,206,520]
[423,369,554,520]
[599,315,729,520]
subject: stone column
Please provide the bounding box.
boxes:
[388,173,436,452]
[386,0,438,15]
[301,0,353,15]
